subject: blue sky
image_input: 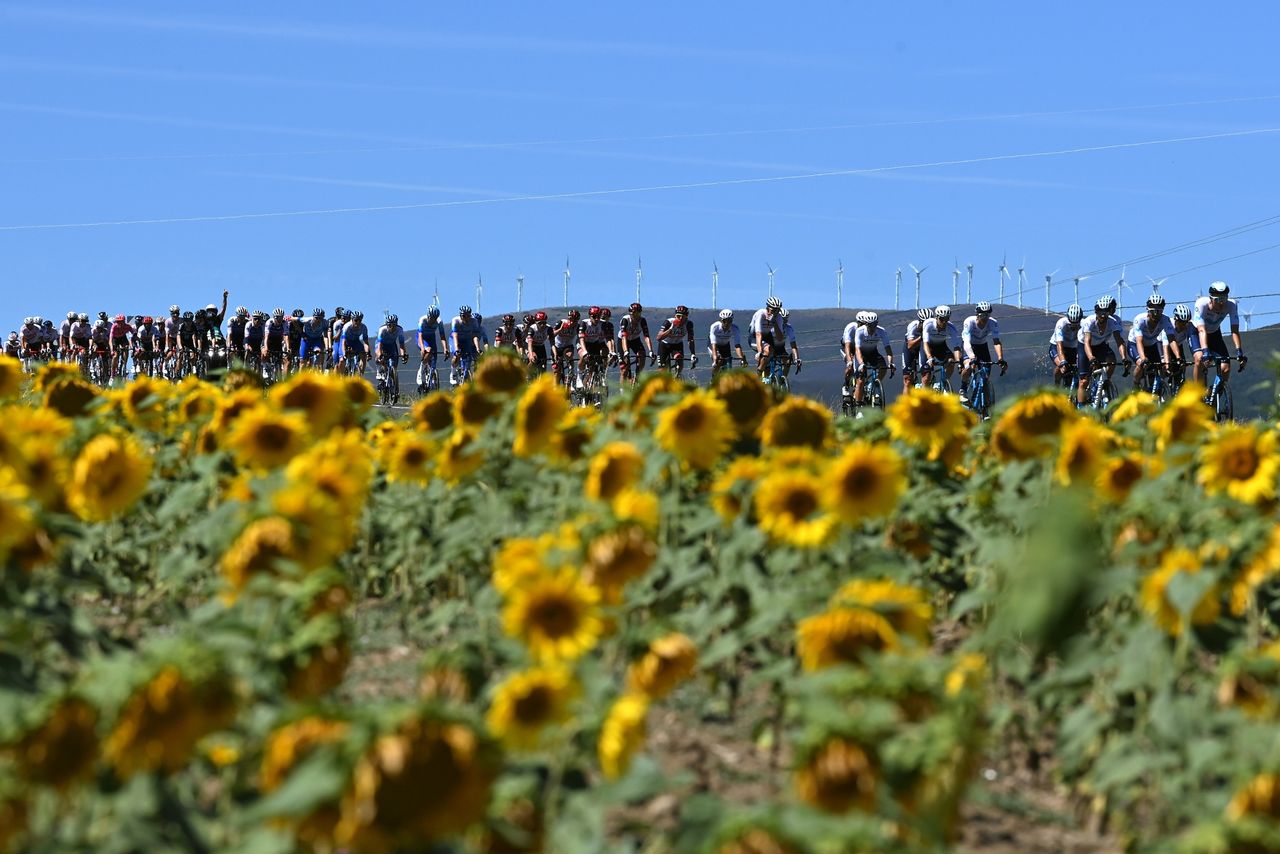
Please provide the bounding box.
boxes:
[3,2,1280,325]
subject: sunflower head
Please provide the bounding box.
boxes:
[502,567,604,663]
[1231,528,1280,616]
[711,456,765,523]
[33,361,79,393]
[598,693,649,780]
[754,469,837,548]
[270,372,348,433]
[227,406,309,471]
[713,370,772,436]
[221,516,296,593]
[991,393,1078,460]
[627,633,697,700]
[760,397,831,450]
[1198,424,1279,505]
[1152,384,1214,450]
[1109,392,1160,423]
[342,374,377,412]
[514,375,569,457]
[411,391,455,433]
[885,388,972,456]
[1140,547,1221,636]
[485,667,578,750]
[473,350,529,396]
[830,578,932,644]
[825,441,906,525]
[260,716,349,792]
[796,607,899,670]
[222,367,265,392]
[453,386,502,429]
[1054,418,1117,486]
[385,432,435,484]
[1227,773,1280,822]
[794,736,878,814]
[11,696,100,790]
[630,372,684,419]
[0,356,26,399]
[0,471,37,557]
[655,389,735,470]
[273,485,348,568]
[1096,453,1148,503]
[610,488,659,533]
[116,375,169,430]
[437,430,484,484]
[585,525,657,601]
[585,441,645,502]
[43,377,99,418]
[67,433,152,521]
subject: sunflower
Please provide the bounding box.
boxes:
[712,369,772,436]
[610,488,659,533]
[550,408,596,463]
[67,433,152,521]
[493,536,548,596]
[991,392,1078,460]
[585,526,657,602]
[585,441,645,502]
[174,385,217,426]
[0,355,25,398]
[289,453,368,506]
[33,360,79,392]
[1230,527,1280,616]
[824,442,906,525]
[43,376,98,418]
[830,578,932,644]
[1054,418,1117,486]
[797,607,900,670]
[502,567,604,663]
[116,375,169,430]
[1109,392,1160,423]
[0,472,36,558]
[753,470,838,548]
[221,516,296,593]
[222,366,265,392]
[385,432,435,484]
[342,374,377,412]
[270,372,347,434]
[473,350,529,396]
[710,456,765,523]
[759,396,831,450]
[104,665,237,778]
[654,389,735,470]
[10,696,99,790]
[627,633,698,700]
[208,388,261,437]
[1227,773,1280,822]
[260,716,349,792]
[485,667,578,750]
[885,388,971,455]
[1198,423,1280,505]
[514,375,569,457]
[1096,453,1148,503]
[945,652,989,698]
[436,430,484,483]
[336,715,498,850]
[630,372,684,419]
[1152,384,1214,451]
[1139,547,1221,636]
[227,406,309,471]
[273,486,348,568]
[284,633,352,701]
[794,737,878,814]
[598,693,649,780]
[453,386,502,430]
[411,391,455,433]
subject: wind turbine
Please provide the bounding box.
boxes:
[1244,307,1253,331]
[998,255,1010,305]
[836,259,845,309]
[1016,257,1027,308]
[563,256,571,307]
[475,274,483,315]
[767,263,777,300]
[712,261,719,310]
[965,263,974,303]
[516,273,524,312]
[951,259,960,304]
[909,263,928,310]
[1044,269,1059,314]
[432,278,440,311]
[635,256,643,303]
[1114,265,1132,308]
[894,267,903,311]
[1146,275,1168,295]
[1072,274,1091,305]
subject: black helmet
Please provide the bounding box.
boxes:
[387,313,399,324]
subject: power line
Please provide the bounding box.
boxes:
[6,125,1280,232]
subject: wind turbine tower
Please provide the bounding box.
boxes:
[951,259,960,304]
[1146,275,1168,295]
[476,274,483,315]
[635,256,643,303]
[1044,269,1059,314]
[563,256,571,307]
[1244,308,1253,331]
[998,255,1010,305]
[909,263,928,310]
[836,259,844,309]
[894,267,903,310]
[432,278,440,311]
[516,273,524,312]
[1072,274,1090,305]
[712,262,719,310]
[1115,265,1130,308]
[965,263,974,304]
[1017,258,1027,308]
[767,263,777,300]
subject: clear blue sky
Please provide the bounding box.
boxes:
[3,2,1280,325]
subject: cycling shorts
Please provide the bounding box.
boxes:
[658,341,685,361]
[902,345,921,373]
[1048,345,1077,367]
[529,344,547,365]
[1198,329,1230,360]
[967,343,992,365]
[1078,343,1115,375]
[583,341,607,358]
[1127,341,1161,363]
[712,342,731,361]
[858,348,887,370]
[298,338,324,360]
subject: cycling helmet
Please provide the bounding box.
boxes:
[387,314,398,324]
[33,316,43,325]
[292,308,304,318]
[426,306,440,320]
[718,309,734,321]
[141,316,153,325]
[205,303,217,313]
[272,308,285,319]
[534,311,548,322]
[114,313,125,323]
[766,297,782,311]
[863,311,879,326]
[1146,294,1166,310]
[97,311,108,321]
[353,311,365,321]
[335,306,345,315]
[254,310,265,320]
[94,319,107,329]
[674,305,689,316]
[523,313,534,325]
[629,302,643,313]
[43,320,53,328]
[1209,280,1230,298]
[1066,304,1084,323]
[1094,295,1115,313]
[502,313,515,324]
[975,301,992,314]
[236,306,248,317]
[22,317,32,325]
[182,311,194,320]
[935,304,952,320]
[1174,303,1192,322]
[342,310,353,320]
[65,311,76,321]
[601,308,612,320]
[588,306,601,318]
[458,305,472,316]
[77,313,88,322]
[169,305,180,315]
[917,308,934,321]
[853,310,868,324]
[780,309,790,319]
[567,309,581,320]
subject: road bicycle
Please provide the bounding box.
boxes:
[1203,356,1243,423]
[1085,360,1130,412]
[762,351,792,392]
[575,350,612,408]
[920,357,956,394]
[962,361,1004,421]
[379,357,401,406]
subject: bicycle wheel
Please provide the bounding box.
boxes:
[1215,384,1233,422]
[870,378,885,410]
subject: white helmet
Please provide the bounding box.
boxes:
[1066,304,1084,323]
[718,309,734,321]
[916,307,934,321]
[1208,280,1230,298]
[934,305,951,320]
[975,301,992,314]
[766,297,782,311]
[863,311,879,326]
[1174,303,1192,322]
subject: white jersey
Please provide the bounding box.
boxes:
[525,321,551,347]
[1077,314,1122,346]
[1128,312,1175,346]
[70,320,90,341]
[749,308,783,338]
[580,319,610,344]
[708,320,741,348]
[921,318,960,351]
[1192,296,1240,334]
[904,319,923,348]
[1049,317,1081,346]
[779,322,796,348]
[1168,321,1194,347]
[961,316,1001,358]
[59,319,72,340]
[852,324,891,353]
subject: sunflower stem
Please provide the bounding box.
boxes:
[154,774,210,854]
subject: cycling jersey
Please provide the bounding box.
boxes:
[418,317,448,351]
[136,324,157,350]
[90,325,110,347]
[376,324,405,359]
[1168,321,1194,349]
[779,323,796,349]
[343,322,369,347]
[1192,296,1240,334]
[552,320,578,350]
[227,316,247,344]
[1049,317,1081,346]
[1076,314,1122,346]
[525,321,551,348]
[58,319,72,343]
[265,319,287,349]
[749,309,782,341]
[657,317,694,350]
[19,325,40,348]
[921,318,961,353]
[286,319,304,347]
[579,319,610,345]
[904,319,924,349]
[245,320,265,346]
[708,320,741,348]
[494,324,523,349]
[452,316,484,355]
[303,318,326,344]
[1128,312,1175,346]
[164,316,180,342]
[961,316,1001,360]
[110,321,133,343]
[852,324,891,355]
[617,315,649,344]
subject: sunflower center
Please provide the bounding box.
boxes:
[524,396,557,433]
[282,385,321,412]
[909,398,946,427]
[1018,406,1065,436]
[513,685,553,724]
[783,487,819,519]
[840,463,878,497]
[530,596,579,638]
[1110,460,1143,491]
[402,446,428,467]
[674,404,708,433]
[1223,445,1259,480]
[254,423,294,453]
[99,466,126,499]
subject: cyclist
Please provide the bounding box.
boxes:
[295,309,325,370]
[1049,304,1084,388]
[1128,295,1175,391]
[778,309,802,380]
[617,302,654,382]
[227,307,249,362]
[475,314,491,350]
[525,310,552,375]
[1191,281,1246,390]
[88,319,111,378]
[451,305,485,385]
[284,309,305,372]
[656,305,697,377]
[109,313,134,379]
[39,319,57,363]
[417,307,449,390]
[4,332,19,359]
[960,302,1008,403]
[134,316,159,377]
[494,313,524,351]
[749,297,784,374]
[260,308,286,375]
[19,318,41,368]
[920,305,963,390]
[550,309,580,388]
[343,311,370,376]
[1166,303,1194,381]
[578,306,616,380]
[1076,296,1129,408]
[708,309,747,374]
[164,305,182,353]
[244,311,266,371]
[600,308,615,352]
[846,311,895,407]
[375,314,407,401]
[59,311,75,356]
[902,308,932,394]
[69,313,91,363]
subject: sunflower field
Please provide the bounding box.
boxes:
[4,348,1280,852]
